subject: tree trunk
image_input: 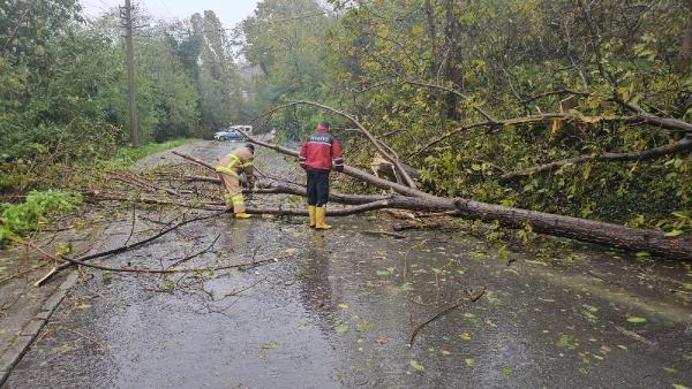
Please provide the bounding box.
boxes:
[264,181,692,259]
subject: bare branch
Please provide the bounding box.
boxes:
[402,80,498,122]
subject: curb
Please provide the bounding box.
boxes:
[0,271,78,387]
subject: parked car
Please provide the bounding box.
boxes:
[213,130,240,141]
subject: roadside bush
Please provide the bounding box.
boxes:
[0,190,83,245]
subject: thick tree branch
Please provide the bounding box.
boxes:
[172,151,216,171]
[246,200,390,216]
[501,135,692,181]
[414,112,692,155]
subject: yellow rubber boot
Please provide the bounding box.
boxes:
[308,206,316,228]
[231,194,250,219]
[315,207,332,230]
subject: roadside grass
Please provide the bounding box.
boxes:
[101,138,195,169]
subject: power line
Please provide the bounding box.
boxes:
[156,0,176,20]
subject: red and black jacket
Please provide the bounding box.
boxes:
[299,130,344,171]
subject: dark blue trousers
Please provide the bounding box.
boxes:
[306,169,330,206]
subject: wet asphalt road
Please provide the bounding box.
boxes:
[4,141,691,388]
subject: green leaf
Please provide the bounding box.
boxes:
[501,367,513,375]
[464,358,476,366]
[459,332,472,341]
[410,359,425,372]
[260,341,279,350]
[626,316,647,324]
[334,322,349,334]
[356,321,376,332]
[399,282,414,292]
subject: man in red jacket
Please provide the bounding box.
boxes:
[299,121,344,229]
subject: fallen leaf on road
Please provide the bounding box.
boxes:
[334,322,349,334]
[356,321,376,332]
[410,360,425,372]
[626,316,647,324]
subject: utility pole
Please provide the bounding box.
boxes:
[120,0,139,146]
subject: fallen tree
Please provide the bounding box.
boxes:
[173,120,691,260]
[174,155,692,260]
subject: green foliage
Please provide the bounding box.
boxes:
[1,0,690,235]
[236,0,690,232]
[0,2,243,165]
[0,2,248,195]
[239,0,336,138]
[0,190,82,244]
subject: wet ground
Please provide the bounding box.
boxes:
[4,141,691,388]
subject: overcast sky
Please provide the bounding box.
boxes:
[80,0,260,28]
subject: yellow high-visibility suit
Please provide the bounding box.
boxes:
[215,146,255,216]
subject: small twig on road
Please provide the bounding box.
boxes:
[20,239,280,275]
[168,234,221,269]
[123,204,137,246]
[0,263,51,286]
[361,230,407,239]
[32,212,224,286]
[58,326,109,351]
[408,287,486,347]
[223,276,267,298]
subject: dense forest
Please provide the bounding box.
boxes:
[1,0,690,236]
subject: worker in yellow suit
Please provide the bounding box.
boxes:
[215,144,256,219]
